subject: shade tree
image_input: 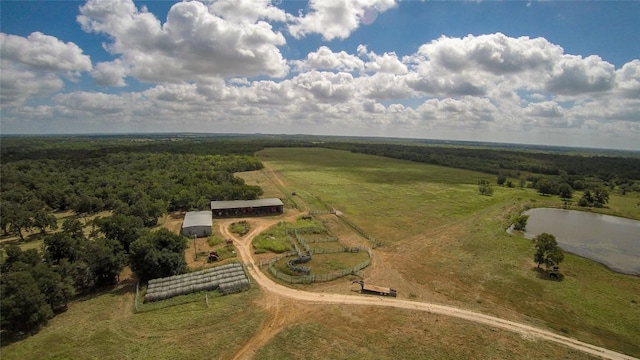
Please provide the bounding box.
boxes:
[129,228,188,282]
[533,233,564,270]
[0,271,54,335]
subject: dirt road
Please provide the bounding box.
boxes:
[220,218,638,360]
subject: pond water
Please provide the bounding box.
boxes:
[520,208,640,275]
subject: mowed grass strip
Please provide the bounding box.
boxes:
[257,147,640,357]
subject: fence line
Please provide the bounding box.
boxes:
[135,281,140,312]
[300,236,339,243]
[309,246,367,255]
[293,226,329,235]
[287,232,305,256]
[309,210,336,215]
[335,214,382,248]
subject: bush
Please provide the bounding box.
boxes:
[478,179,493,196]
[230,221,250,237]
[513,215,529,231]
[207,235,224,247]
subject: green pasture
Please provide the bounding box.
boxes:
[257,147,640,357]
[1,283,266,360]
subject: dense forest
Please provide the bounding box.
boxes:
[1,134,639,336]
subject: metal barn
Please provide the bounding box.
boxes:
[182,211,213,237]
[210,198,284,217]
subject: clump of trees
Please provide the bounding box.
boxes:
[129,229,188,282]
[578,187,610,208]
[533,233,564,270]
[478,179,494,196]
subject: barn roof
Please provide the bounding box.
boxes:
[210,198,284,210]
[182,211,213,228]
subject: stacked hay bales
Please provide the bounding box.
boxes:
[144,263,249,303]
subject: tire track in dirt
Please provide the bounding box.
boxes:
[225,217,638,360]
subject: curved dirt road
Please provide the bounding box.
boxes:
[220,219,637,360]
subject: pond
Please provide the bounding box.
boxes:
[519,208,640,275]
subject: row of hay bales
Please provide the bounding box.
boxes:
[144,263,249,302]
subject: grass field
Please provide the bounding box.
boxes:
[255,147,640,357]
[1,281,266,360]
[3,147,639,359]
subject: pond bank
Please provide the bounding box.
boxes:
[511,208,640,275]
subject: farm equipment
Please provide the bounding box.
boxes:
[352,280,397,297]
[208,251,220,262]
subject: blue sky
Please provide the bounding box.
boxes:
[1,0,639,150]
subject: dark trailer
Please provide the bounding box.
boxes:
[210,198,284,217]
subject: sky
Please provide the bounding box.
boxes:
[1,0,639,150]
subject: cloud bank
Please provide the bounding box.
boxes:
[1,0,638,150]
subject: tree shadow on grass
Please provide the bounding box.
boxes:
[76,278,136,302]
[0,232,44,246]
[1,280,137,348]
[531,266,565,282]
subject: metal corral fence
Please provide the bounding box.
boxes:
[287,232,305,256]
[143,262,250,303]
[293,229,355,255]
[299,236,339,243]
[266,247,372,284]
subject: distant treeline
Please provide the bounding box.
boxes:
[321,142,640,183]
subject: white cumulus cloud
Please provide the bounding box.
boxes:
[0,32,91,106]
[291,46,364,72]
[288,0,397,41]
[0,32,92,74]
[78,0,289,84]
[546,55,616,95]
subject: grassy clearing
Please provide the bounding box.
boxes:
[235,169,282,199]
[206,234,225,247]
[257,147,640,357]
[0,282,266,360]
[252,222,292,254]
[253,218,333,254]
[0,210,113,253]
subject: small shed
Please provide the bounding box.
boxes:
[182,211,213,237]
